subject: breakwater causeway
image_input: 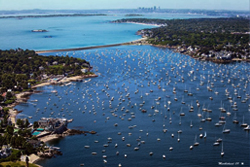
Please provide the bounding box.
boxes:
[35,38,146,54]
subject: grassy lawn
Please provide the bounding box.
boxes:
[0,161,39,167]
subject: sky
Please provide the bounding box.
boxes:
[0,0,249,11]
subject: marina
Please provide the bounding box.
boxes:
[0,4,249,166]
[14,45,250,167]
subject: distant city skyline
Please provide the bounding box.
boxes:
[0,0,249,11]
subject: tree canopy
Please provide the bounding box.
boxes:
[113,17,250,59]
[0,49,90,92]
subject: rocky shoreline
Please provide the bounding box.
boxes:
[29,128,98,166]
[150,43,249,64]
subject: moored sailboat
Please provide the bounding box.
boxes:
[221,142,224,157]
[222,124,230,133]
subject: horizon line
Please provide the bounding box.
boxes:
[0,8,249,12]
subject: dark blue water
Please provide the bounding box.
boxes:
[15,45,250,167]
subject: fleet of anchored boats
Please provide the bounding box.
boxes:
[18,47,250,166]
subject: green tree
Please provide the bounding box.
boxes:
[3,116,8,126]
[6,125,14,135]
[10,135,16,147]
[0,87,7,94]
[0,95,4,102]
[15,136,25,148]
[3,133,12,145]
[6,92,13,100]
[33,121,39,128]
[0,135,4,147]
[24,119,29,128]
[16,119,24,128]
[24,142,34,154]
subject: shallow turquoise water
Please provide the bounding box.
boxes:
[0,13,216,51]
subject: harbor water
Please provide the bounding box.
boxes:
[1,13,249,166]
[15,45,250,166]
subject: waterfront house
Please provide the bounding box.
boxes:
[42,74,49,80]
[38,118,68,134]
[39,66,44,71]
[83,63,90,68]
[52,61,58,65]
[81,69,88,73]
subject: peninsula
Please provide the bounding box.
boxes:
[0,48,96,106]
[113,17,250,63]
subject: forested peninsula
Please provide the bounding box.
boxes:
[0,49,92,105]
[113,18,250,62]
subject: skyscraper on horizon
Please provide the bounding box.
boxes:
[138,6,160,11]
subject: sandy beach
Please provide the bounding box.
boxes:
[32,74,98,88]
[7,91,35,125]
[9,74,98,127]
[125,21,161,27]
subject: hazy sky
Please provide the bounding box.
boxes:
[0,0,249,11]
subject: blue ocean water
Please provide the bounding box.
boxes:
[0,13,217,51]
[1,13,249,167]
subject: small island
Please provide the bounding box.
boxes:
[125,14,144,17]
[113,17,250,63]
[32,29,48,32]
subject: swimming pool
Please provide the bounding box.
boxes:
[32,131,41,136]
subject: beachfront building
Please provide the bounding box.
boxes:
[81,69,88,73]
[38,118,68,134]
[49,75,65,84]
